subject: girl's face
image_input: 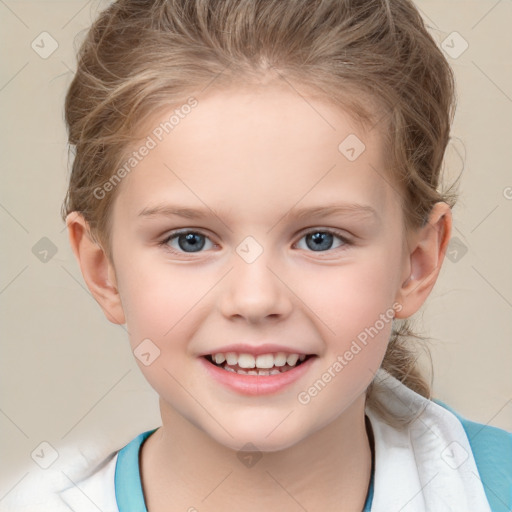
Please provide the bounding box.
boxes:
[108,82,410,451]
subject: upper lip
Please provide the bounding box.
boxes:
[199,343,316,357]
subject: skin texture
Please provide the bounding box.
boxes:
[67,80,452,511]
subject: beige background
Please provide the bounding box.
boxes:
[1,0,511,500]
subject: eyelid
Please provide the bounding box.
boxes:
[159,229,218,255]
[292,227,353,253]
[159,227,353,258]
[159,227,352,244]
[296,226,352,241]
[161,228,212,240]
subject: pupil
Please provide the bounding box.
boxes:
[307,232,333,251]
[179,233,205,252]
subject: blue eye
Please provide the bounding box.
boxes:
[159,228,351,256]
[161,231,214,253]
[295,230,350,252]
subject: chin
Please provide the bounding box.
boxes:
[206,419,310,454]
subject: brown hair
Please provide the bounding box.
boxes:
[62,0,458,426]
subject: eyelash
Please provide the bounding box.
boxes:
[158,228,353,258]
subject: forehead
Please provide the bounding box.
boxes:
[112,83,402,225]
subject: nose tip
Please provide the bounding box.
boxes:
[218,254,293,323]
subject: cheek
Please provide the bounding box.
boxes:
[116,256,216,350]
[290,250,399,392]
[115,261,177,339]
[295,255,399,338]
[295,265,395,414]
[114,261,205,395]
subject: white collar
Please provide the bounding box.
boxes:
[366,369,491,512]
[29,369,491,512]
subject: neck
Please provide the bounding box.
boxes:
[140,395,373,512]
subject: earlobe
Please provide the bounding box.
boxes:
[66,212,126,325]
[394,202,452,319]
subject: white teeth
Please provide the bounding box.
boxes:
[210,351,309,371]
[224,368,281,376]
[225,352,238,365]
[231,367,294,376]
[273,352,287,367]
[255,354,274,368]
[286,354,299,366]
[214,353,226,364]
[238,353,256,368]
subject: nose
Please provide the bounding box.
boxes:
[218,250,293,324]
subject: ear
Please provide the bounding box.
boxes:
[66,212,126,325]
[394,202,452,319]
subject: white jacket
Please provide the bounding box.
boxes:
[3,369,509,512]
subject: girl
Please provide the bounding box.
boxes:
[20,0,512,510]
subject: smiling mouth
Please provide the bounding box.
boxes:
[204,354,315,376]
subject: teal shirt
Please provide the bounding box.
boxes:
[114,429,374,511]
[113,402,511,511]
[433,399,512,512]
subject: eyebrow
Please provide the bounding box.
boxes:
[284,203,379,222]
[137,202,379,222]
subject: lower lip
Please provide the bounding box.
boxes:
[199,356,317,396]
